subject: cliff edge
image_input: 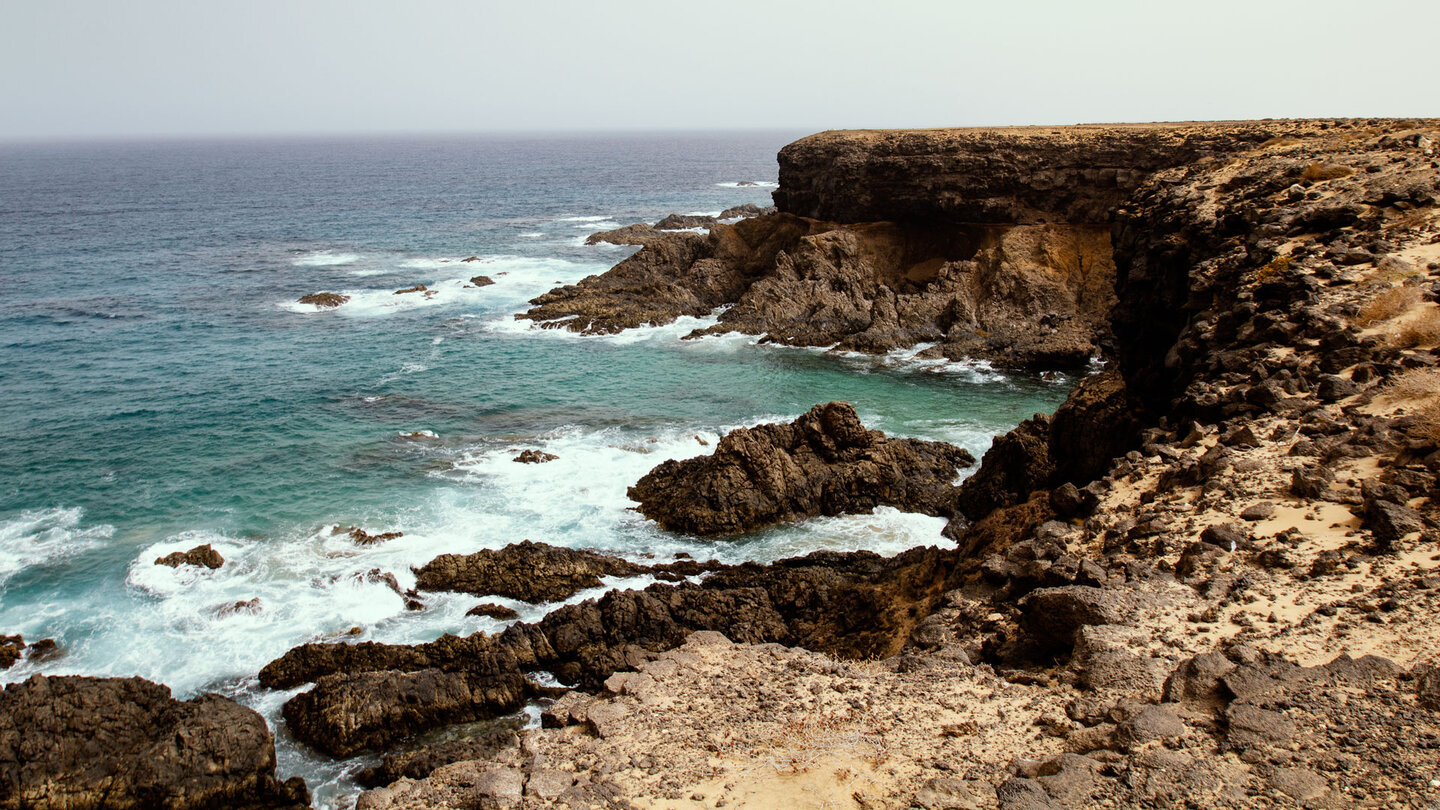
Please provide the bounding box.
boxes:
[318,120,1440,809]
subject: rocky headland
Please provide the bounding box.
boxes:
[13,119,1440,808]
[349,119,1440,808]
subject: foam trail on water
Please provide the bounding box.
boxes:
[292,251,361,267]
[0,507,112,586]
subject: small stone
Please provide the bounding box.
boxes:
[1239,502,1276,521]
[586,702,627,738]
[525,768,575,799]
[1200,523,1249,551]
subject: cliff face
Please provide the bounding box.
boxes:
[772,123,1282,225]
[307,121,1440,810]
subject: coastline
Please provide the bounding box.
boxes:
[5,119,1440,809]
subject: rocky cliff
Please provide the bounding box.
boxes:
[336,119,1440,809]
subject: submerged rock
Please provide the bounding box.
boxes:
[155,543,225,570]
[394,284,427,295]
[629,402,974,535]
[0,674,308,809]
[466,603,521,621]
[339,526,404,546]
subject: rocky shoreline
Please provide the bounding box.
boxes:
[8,119,1440,808]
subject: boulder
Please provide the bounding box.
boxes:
[338,526,404,546]
[415,541,650,603]
[513,449,557,464]
[628,402,973,535]
[0,675,307,809]
[281,669,530,758]
[469,275,495,287]
[297,292,349,308]
[155,544,225,570]
[1019,586,1135,652]
[0,636,23,670]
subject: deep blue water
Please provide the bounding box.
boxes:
[0,133,1073,804]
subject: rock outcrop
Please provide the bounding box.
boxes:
[415,540,650,603]
[154,544,225,569]
[260,545,957,755]
[629,402,974,535]
[528,212,1114,369]
[0,675,307,809]
[272,120,1440,807]
[297,292,348,308]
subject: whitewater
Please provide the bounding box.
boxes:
[0,133,1074,805]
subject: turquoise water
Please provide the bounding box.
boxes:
[0,133,1073,804]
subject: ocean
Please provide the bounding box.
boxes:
[0,132,1074,805]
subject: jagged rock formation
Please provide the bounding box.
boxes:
[273,119,1440,807]
[629,401,974,535]
[0,675,307,809]
[259,546,956,755]
[521,124,1321,370]
[584,203,775,246]
[154,543,225,569]
[415,540,651,603]
[526,212,1116,369]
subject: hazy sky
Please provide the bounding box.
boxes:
[3,0,1437,141]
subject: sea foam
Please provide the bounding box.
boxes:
[0,507,112,586]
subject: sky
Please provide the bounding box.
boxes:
[2,0,1437,141]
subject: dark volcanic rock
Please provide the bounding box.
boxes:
[297,292,349,308]
[955,416,1054,522]
[339,526,404,546]
[513,449,558,464]
[1019,585,1136,653]
[415,540,650,603]
[628,402,974,535]
[0,674,306,809]
[155,544,224,570]
[466,603,521,621]
[533,210,1114,371]
[281,668,530,758]
[0,636,23,670]
[356,725,520,788]
[262,547,958,751]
